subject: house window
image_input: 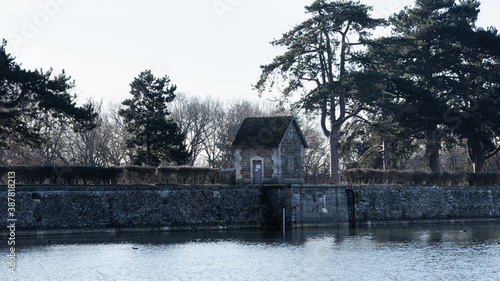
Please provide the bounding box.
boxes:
[288,156,293,171]
[288,129,293,138]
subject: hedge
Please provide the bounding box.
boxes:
[157,166,217,184]
[341,168,500,186]
[0,165,217,185]
[124,166,157,184]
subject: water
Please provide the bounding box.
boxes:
[2,223,500,281]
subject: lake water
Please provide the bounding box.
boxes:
[2,223,500,281]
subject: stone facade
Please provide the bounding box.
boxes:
[279,123,305,183]
[235,147,278,184]
[232,116,307,184]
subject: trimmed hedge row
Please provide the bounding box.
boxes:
[157,166,217,184]
[0,166,218,185]
[341,168,500,186]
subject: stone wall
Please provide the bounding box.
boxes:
[1,185,264,235]
[351,185,500,225]
[3,184,500,236]
[289,185,348,227]
[279,125,305,182]
[260,185,349,229]
[0,184,350,235]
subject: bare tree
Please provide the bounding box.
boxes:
[171,94,215,166]
[299,117,330,183]
[0,101,132,167]
[171,96,279,169]
[102,103,133,166]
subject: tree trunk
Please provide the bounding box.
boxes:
[472,156,485,173]
[468,146,485,173]
[146,142,152,166]
[427,131,441,173]
[382,139,391,170]
[428,145,441,173]
[330,123,340,184]
[468,142,500,173]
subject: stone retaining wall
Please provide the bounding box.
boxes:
[1,185,264,235]
[2,184,499,236]
[351,185,500,226]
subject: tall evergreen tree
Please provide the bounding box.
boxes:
[254,0,385,183]
[119,70,190,166]
[367,0,500,172]
[0,40,98,149]
[345,69,415,170]
[446,27,500,172]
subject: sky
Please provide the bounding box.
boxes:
[1,0,499,108]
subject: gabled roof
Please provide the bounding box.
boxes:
[231,116,308,148]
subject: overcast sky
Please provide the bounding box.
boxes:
[1,0,499,107]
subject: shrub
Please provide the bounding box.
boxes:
[342,168,500,187]
[100,167,125,185]
[0,166,54,184]
[203,168,218,184]
[124,166,157,184]
[176,166,194,184]
[157,166,179,184]
[27,166,56,184]
[69,166,93,184]
[393,170,413,185]
[53,166,78,185]
[466,173,499,186]
[9,166,31,184]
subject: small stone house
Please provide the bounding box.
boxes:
[231,116,308,184]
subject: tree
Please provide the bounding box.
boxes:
[254,0,385,182]
[0,40,97,149]
[102,103,133,166]
[370,0,500,173]
[300,117,331,182]
[170,94,223,167]
[63,101,133,167]
[0,102,133,167]
[171,95,275,169]
[119,70,190,166]
[349,48,422,171]
[445,27,500,173]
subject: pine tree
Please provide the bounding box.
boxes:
[254,0,385,183]
[0,40,97,149]
[367,0,500,172]
[119,70,190,166]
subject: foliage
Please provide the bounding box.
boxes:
[0,165,217,185]
[157,166,217,184]
[342,168,500,186]
[0,166,123,185]
[364,0,500,173]
[254,0,385,182]
[119,70,190,166]
[3,1,500,177]
[124,165,157,184]
[0,40,98,148]
[156,166,179,184]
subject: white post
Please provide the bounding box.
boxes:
[283,208,286,234]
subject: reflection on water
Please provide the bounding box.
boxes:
[2,223,500,280]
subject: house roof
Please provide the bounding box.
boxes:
[231,116,308,148]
